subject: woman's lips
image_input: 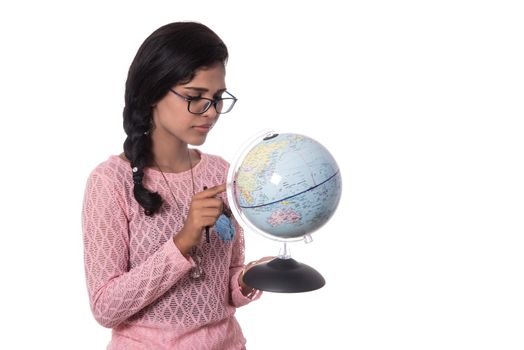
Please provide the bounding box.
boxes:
[193,124,213,133]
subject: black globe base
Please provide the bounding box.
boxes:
[243,258,325,293]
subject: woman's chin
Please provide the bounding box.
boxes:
[187,135,207,146]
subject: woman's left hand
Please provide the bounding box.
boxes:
[239,256,275,294]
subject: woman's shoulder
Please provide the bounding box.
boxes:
[86,154,131,185]
[83,154,132,213]
[195,151,230,184]
[198,151,230,171]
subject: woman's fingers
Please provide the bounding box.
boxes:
[192,198,223,214]
[198,208,223,222]
[194,184,226,199]
[256,256,276,264]
[183,184,227,241]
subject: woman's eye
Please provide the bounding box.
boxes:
[188,95,202,100]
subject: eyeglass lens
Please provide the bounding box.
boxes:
[189,94,235,114]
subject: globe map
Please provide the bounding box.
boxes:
[229,133,342,240]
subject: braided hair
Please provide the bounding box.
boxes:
[122,22,228,216]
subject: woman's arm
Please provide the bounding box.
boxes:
[228,219,262,307]
[82,170,194,328]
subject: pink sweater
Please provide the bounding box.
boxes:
[82,151,259,350]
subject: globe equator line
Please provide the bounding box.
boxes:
[239,170,340,209]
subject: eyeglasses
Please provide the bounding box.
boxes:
[169,89,238,115]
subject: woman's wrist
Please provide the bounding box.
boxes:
[173,234,193,257]
[239,262,258,296]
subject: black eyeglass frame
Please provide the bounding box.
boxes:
[169,89,238,115]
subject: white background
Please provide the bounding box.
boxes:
[1,0,523,349]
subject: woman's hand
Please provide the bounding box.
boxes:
[239,256,275,295]
[173,184,226,255]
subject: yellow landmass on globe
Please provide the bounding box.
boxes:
[237,140,289,205]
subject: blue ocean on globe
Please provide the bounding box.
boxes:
[233,133,342,239]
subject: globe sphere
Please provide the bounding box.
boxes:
[227,132,342,241]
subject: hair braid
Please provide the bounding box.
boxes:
[123,106,162,216]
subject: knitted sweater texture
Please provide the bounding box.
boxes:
[82,152,258,349]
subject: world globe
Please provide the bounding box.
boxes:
[226,131,342,293]
[227,132,342,241]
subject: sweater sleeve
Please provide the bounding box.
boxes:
[82,170,194,328]
[228,218,262,307]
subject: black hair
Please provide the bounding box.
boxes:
[122,22,228,216]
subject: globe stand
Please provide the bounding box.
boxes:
[243,242,325,293]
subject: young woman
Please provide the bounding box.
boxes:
[82,21,264,349]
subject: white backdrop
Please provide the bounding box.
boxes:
[0,0,523,349]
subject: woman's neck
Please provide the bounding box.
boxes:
[150,131,195,173]
[152,147,192,174]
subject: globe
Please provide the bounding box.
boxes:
[226,131,342,293]
[227,132,342,242]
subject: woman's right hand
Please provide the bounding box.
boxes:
[173,184,226,256]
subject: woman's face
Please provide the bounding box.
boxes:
[152,63,226,146]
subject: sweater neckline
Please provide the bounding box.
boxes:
[110,149,207,180]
